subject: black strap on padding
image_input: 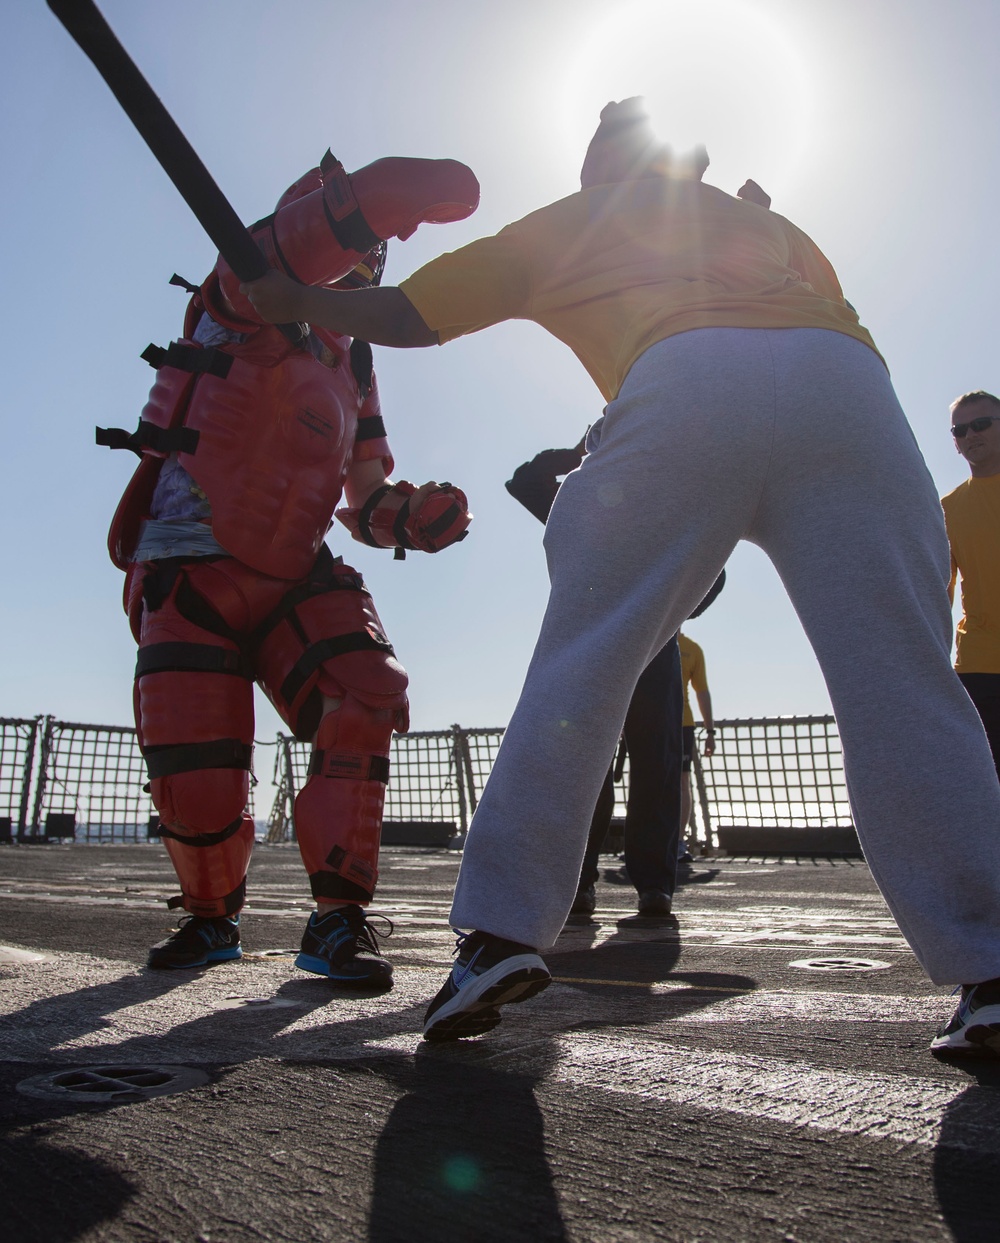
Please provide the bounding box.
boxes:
[309,750,390,784]
[135,642,253,681]
[354,415,386,444]
[391,493,416,551]
[319,150,380,254]
[174,575,240,643]
[322,197,380,255]
[96,421,201,457]
[248,570,368,654]
[308,869,371,905]
[167,877,246,914]
[422,499,467,544]
[355,483,393,548]
[143,738,252,780]
[280,630,394,707]
[247,212,305,284]
[158,815,246,848]
[141,341,234,379]
[169,273,201,295]
[141,559,184,614]
[349,338,374,397]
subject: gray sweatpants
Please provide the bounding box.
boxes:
[452,327,1000,985]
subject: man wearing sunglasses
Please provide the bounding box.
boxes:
[942,391,1000,778]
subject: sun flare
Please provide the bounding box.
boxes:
[559,0,814,198]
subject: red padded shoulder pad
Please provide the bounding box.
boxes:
[336,481,471,555]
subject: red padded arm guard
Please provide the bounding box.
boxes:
[204,153,480,330]
[336,481,471,556]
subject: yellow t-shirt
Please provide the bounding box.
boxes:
[679,633,709,727]
[400,178,881,402]
[942,473,1000,673]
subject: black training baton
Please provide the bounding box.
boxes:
[48,0,305,340]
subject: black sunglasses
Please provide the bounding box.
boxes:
[951,415,1000,439]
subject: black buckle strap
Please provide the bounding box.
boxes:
[309,750,390,783]
[135,642,253,681]
[143,738,252,780]
[96,420,201,458]
[280,630,394,707]
[141,341,234,379]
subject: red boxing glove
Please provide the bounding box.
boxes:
[336,481,471,558]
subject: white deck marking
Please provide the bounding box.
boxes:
[1,948,991,1153]
[551,1032,994,1151]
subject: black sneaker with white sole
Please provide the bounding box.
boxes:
[931,978,1000,1056]
[423,929,551,1042]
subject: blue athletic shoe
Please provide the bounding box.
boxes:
[932,978,1000,1056]
[295,906,393,989]
[147,914,241,969]
[422,929,551,1042]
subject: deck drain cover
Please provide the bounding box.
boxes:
[788,956,891,972]
[216,995,304,1010]
[16,1065,210,1104]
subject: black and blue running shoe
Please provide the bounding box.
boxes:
[422,929,551,1042]
[296,906,393,989]
[147,914,241,969]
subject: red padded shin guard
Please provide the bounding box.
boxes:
[294,695,396,905]
[161,812,255,917]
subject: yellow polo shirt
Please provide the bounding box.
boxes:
[942,473,1000,673]
[679,633,709,728]
[400,177,881,402]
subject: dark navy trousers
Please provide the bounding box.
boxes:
[578,635,683,896]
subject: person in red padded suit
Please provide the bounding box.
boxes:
[100,150,479,984]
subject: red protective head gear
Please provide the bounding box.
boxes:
[204,152,479,329]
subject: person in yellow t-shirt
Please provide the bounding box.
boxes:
[942,390,1000,776]
[678,632,716,858]
[243,98,1000,1056]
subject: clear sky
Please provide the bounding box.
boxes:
[4,0,999,743]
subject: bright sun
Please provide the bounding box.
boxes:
[559,0,814,199]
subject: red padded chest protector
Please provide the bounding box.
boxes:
[109,324,364,580]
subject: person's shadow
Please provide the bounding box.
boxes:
[550,907,755,1034]
[368,1037,568,1243]
[932,1058,1000,1240]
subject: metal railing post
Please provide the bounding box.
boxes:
[691,741,714,853]
[16,716,41,841]
[450,723,469,839]
[28,716,54,836]
[265,733,298,843]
